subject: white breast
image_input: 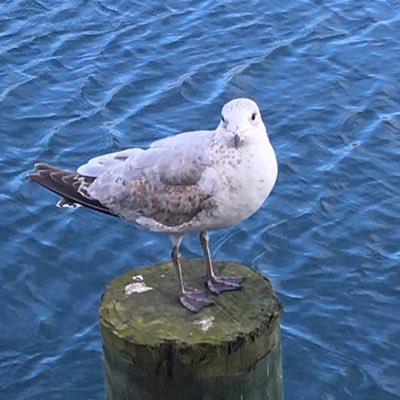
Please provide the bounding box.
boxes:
[198,136,278,230]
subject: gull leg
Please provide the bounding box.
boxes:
[200,231,244,295]
[170,235,214,313]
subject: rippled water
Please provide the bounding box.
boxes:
[1,1,399,399]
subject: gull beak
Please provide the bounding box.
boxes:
[233,131,244,149]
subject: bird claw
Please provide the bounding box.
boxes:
[179,290,214,313]
[206,276,244,295]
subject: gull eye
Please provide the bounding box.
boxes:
[221,115,226,123]
[251,112,257,121]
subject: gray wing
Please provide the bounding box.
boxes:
[77,148,144,177]
[87,130,216,229]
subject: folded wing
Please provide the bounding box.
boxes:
[88,130,215,229]
[30,130,217,231]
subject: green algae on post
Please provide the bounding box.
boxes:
[100,261,284,400]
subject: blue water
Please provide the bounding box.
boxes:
[1,1,399,399]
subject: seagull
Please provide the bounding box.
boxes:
[29,98,278,312]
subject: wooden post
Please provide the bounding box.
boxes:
[99,261,284,400]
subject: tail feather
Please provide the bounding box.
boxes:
[29,163,115,217]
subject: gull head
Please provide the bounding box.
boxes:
[217,98,266,148]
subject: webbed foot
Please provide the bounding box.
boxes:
[179,290,215,313]
[206,276,244,295]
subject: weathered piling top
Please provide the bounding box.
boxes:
[100,260,283,380]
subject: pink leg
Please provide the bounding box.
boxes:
[171,235,214,312]
[199,231,244,295]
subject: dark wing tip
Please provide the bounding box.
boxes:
[28,163,52,181]
[28,162,115,217]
